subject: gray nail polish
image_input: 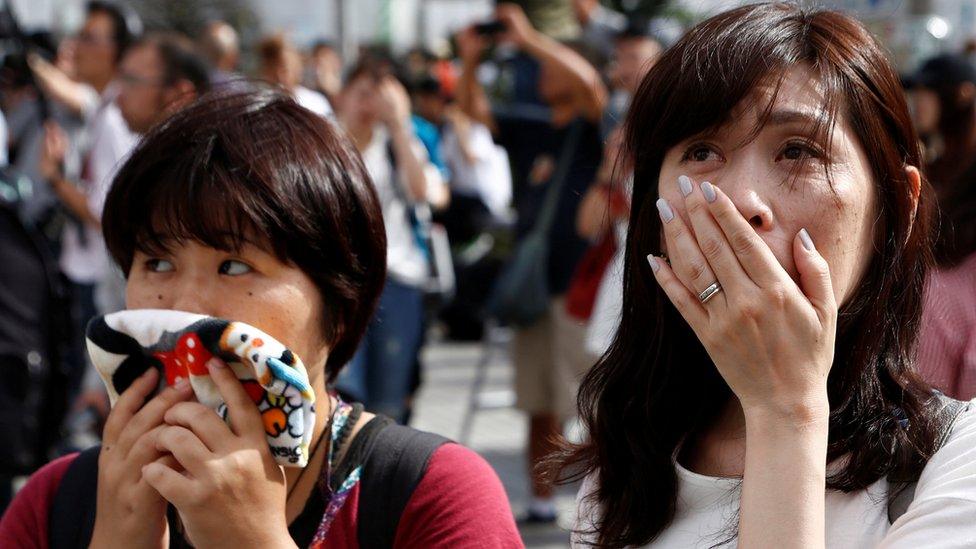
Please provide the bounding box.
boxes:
[799,228,815,251]
[647,254,660,272]
[678,175,693,197]
[701,181,716,203]
[656,198,674,222]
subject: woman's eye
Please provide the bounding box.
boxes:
[219,260,252,276]
[681,145,721,163]
[145,258,174,273]
[778,142,820,162]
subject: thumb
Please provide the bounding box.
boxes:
[794,228,836,324]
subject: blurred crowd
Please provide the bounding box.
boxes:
[0,0,974,529]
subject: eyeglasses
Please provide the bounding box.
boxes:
[76,30,116,48]
[117,71,166,88]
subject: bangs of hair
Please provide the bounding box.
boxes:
[132,150,284,262]
[104,88,343,275]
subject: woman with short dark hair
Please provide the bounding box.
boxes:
[0,88,521,548]
[554,4,976,547]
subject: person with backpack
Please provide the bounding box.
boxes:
[0,88,521,548]
[552,4,976,547]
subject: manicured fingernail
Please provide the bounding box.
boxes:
[799,228,815,251]
[174,377,190,390]
[701,181,716,203]
[678,175,693,197]
[207,357,226,370]
[647,254,660,273]
[656,198,674,222]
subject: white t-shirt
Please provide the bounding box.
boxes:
[573,399,976,548]
[440,121,512,218]
[359,125,444,288]
[292,85,333,119]
[60,86,138,284]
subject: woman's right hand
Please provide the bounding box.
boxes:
[89,369,193,549]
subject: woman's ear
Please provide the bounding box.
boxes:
[905,165,922,234]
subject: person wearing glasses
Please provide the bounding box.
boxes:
[31,1,142,423]
[112,33,210,135]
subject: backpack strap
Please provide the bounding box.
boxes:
[355,418,450,548]
[887,394,971,523]
[47,446,193,549]
[48,445,101,549]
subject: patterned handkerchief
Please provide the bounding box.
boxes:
[86,309,316,467]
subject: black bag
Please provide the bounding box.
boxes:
[486,121,583,327]
[48,417,448,548]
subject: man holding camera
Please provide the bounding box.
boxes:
[457,2,607,524]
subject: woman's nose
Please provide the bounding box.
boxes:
[712,170,774,231]
[167,274,216,316]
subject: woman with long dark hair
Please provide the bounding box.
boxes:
[555,4,976,547]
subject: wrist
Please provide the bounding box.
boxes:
[253,539,297,549]
[743,396,830,432]
[520,31,544,54]
[250,528,298,549]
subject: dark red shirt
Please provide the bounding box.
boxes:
[0,443,523,548]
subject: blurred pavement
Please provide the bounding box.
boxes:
[410,330,580,548]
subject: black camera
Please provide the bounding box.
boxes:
[473,20,507,36]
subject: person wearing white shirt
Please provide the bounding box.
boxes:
[552,5,976,548]
[37,2,140,403]
[334,61,446,423]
